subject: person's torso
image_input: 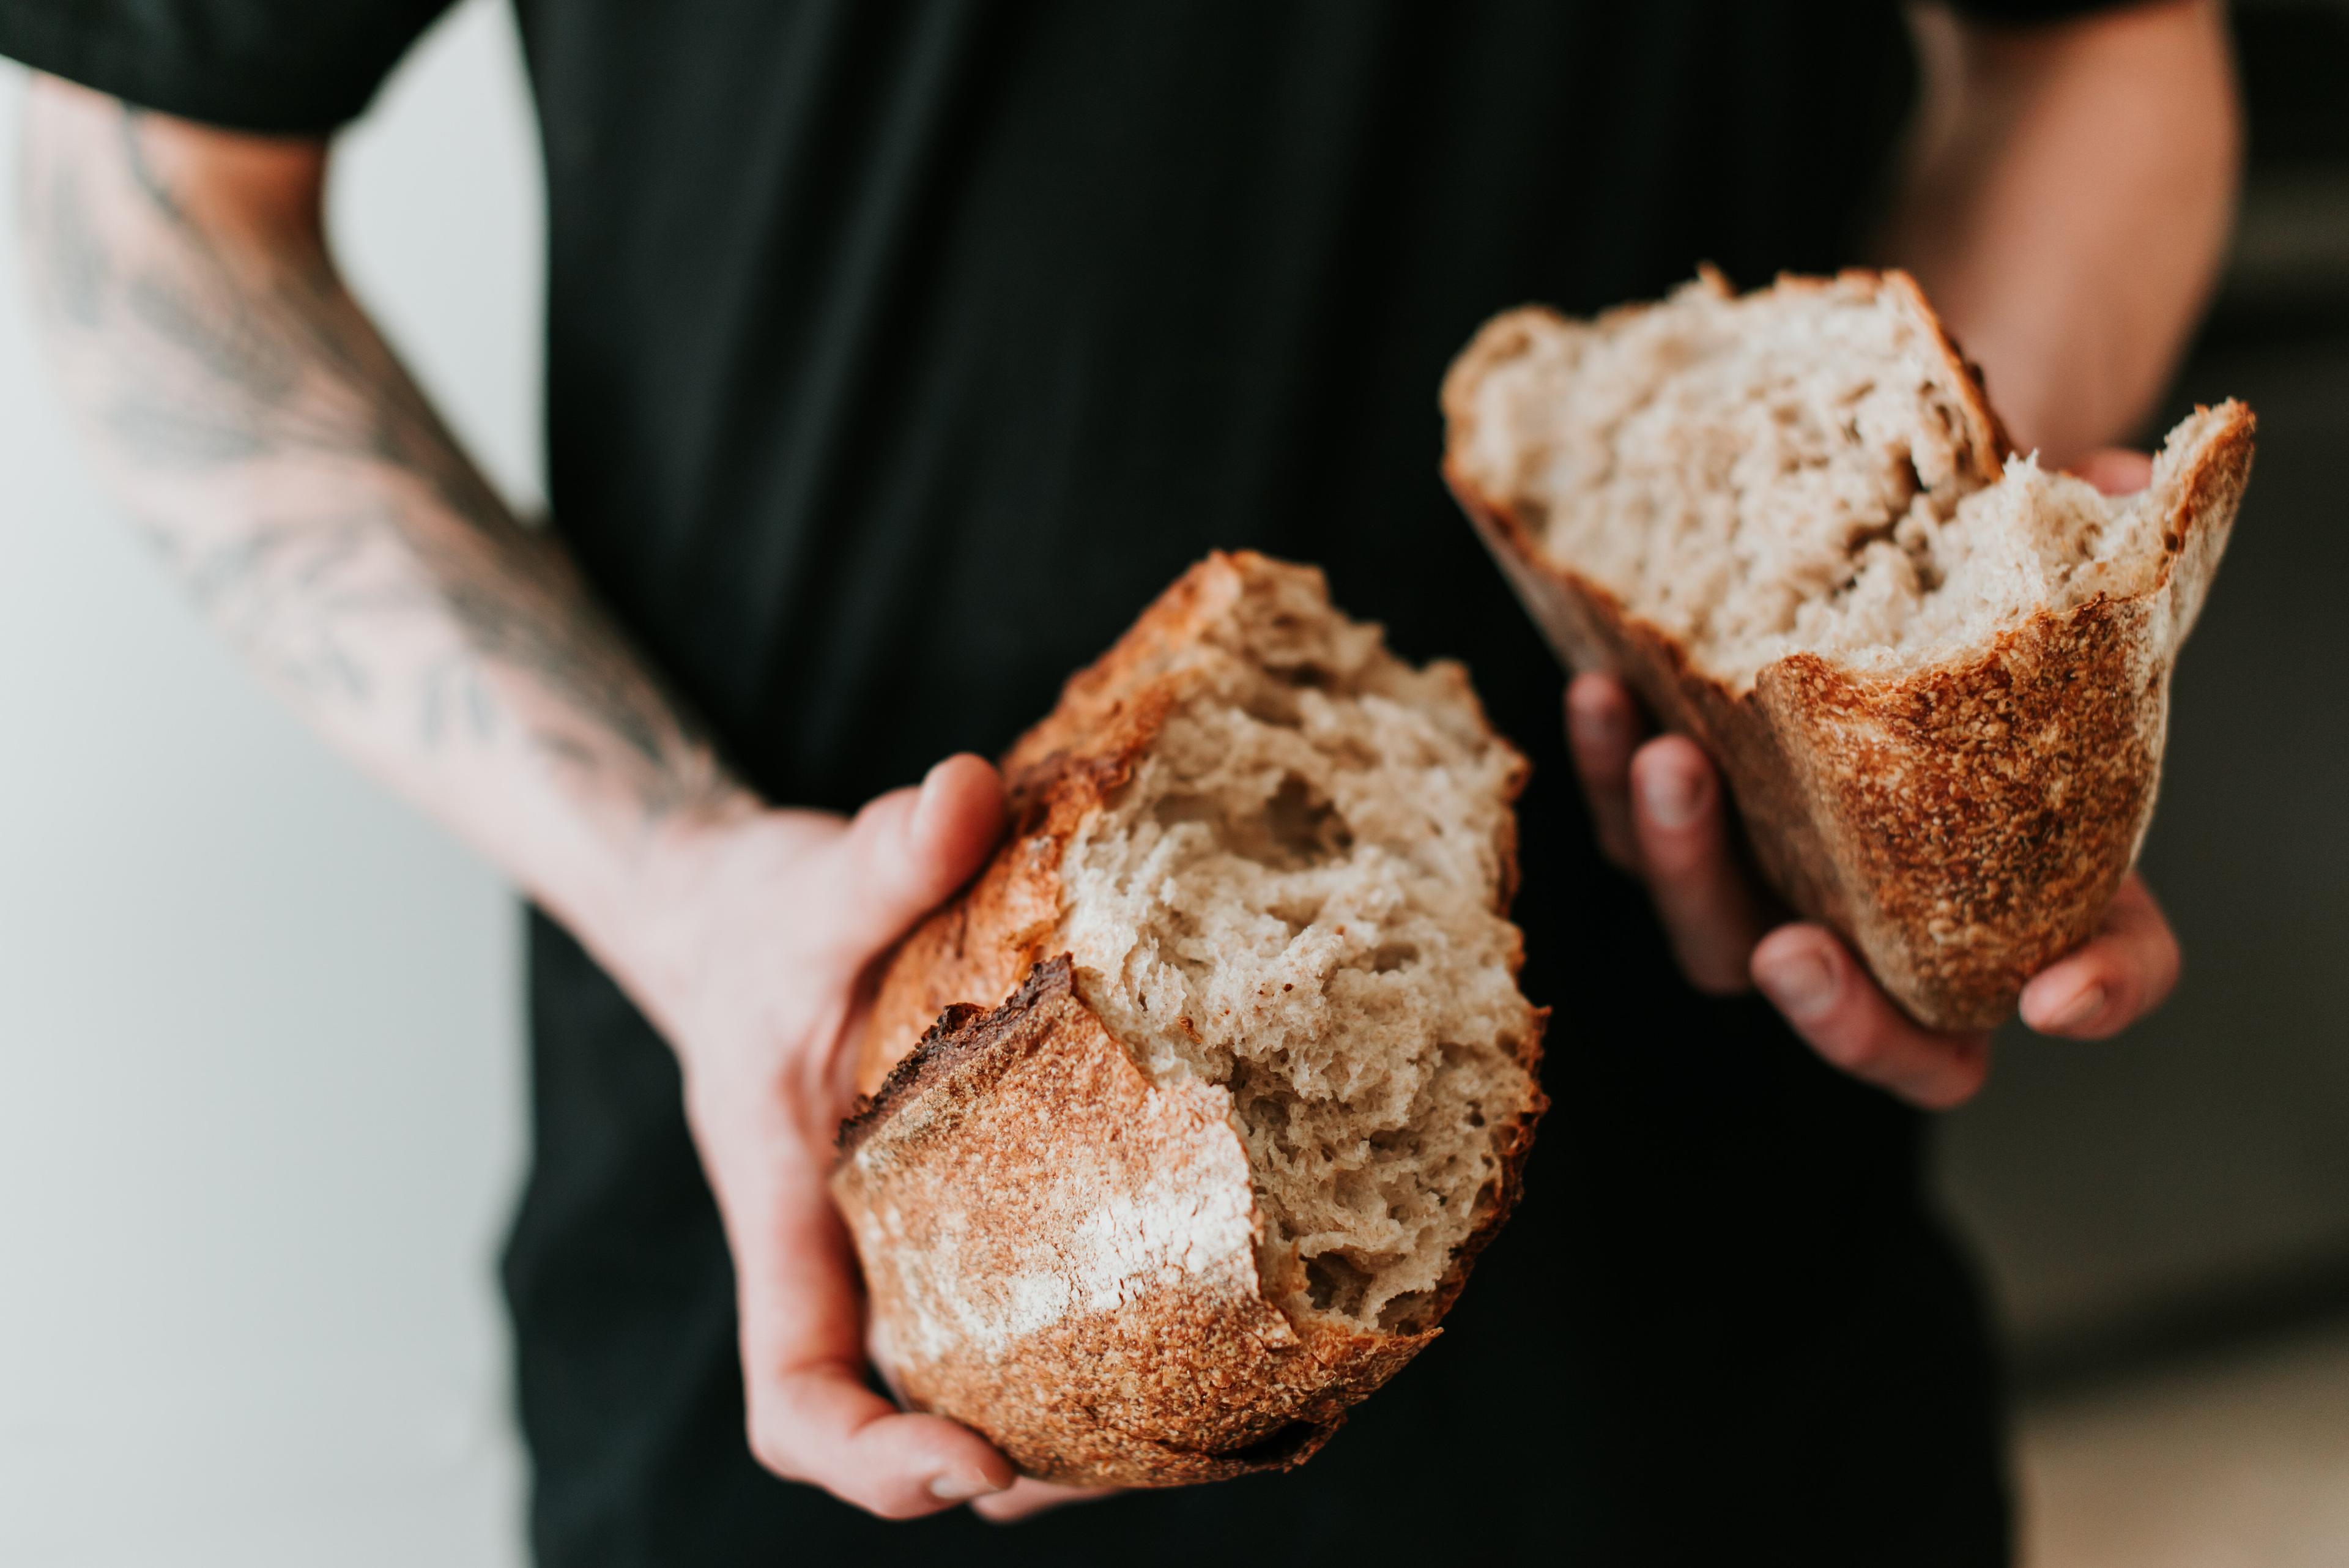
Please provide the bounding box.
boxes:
[503,9,1994,1557]
[511,0,1918,807]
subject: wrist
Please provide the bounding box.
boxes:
[582,789,843,1063]
[564,779,763,1030]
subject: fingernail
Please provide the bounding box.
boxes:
[910,759,961,842]
[1756,944,1839,1023]
[929,1470,1003,1502]
[1639,761,1704,829]
[2038,984,2106,1033]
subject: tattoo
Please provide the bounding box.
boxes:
[25,105,730,827]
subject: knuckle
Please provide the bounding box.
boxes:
[1807,1005,1892,1072]
[745,1416,809,1483]
[1679,936,1756,995]
[1928,1060,1987,1108]
[1572,740,1631,791]
[1909,1075,1980,1112]
[1831,1028,1886,1073]
[1644,841,1724,894]
[2153,932,2184,995]
[1907,1038,1990,1110]
[855,1481,932,1522]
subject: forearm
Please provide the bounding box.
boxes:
[21,80,752,986]
[1879,0,2240,462]
[17,81,1036,1514]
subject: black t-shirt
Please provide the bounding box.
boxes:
[7,4,2117,1563]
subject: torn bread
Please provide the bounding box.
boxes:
[1442,269,2254,1031]
[834,551,1546,1487]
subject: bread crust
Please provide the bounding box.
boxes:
[834,957,1435,1486]
[861,549,1536,1088]
[1441,272,2255,1030]
[836,552,1546,1485]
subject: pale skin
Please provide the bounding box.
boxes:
[1590,0,2241,1114]
[15,0,2238,1528]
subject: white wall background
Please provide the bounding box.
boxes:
[0,6,539,1564]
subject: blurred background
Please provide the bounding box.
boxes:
[0,3,2342,1564]
[0,7,537,1564]
[1939,1,2349,1561]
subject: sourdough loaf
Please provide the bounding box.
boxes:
[1442,269,2254,1031]
[833,551,1546,1487]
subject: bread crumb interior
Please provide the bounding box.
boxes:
[1057,567,1538,1334]
[1452,275,2217,688]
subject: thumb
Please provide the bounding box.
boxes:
[818,753,1006,965]
[2066,447,2153,497]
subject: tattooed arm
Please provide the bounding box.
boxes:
[20,77,1033,1520]
[24,78,741,934]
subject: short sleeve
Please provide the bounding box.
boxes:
[0,0,458,136]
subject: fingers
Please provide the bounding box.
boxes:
[749,1361,1012,1518]
[970,1478,1119,1524]
[820,754,1008,964]
[906,751,1010,879]
[2066,447,2154,497]
[1567,675,1764,992]
[1751,925,1993,1110]
[1626,736,1769,994]
[1568,674,1981,1096]
[735,1173,1013,1518]
[2019,872,2181,1040]
[1565,674,1647,869]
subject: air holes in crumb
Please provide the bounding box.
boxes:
[1055,568,1542,1339]
[1377,1291,1435,1335]
[1151,792,1221,831]
[1151,775,1354,871]
[1266,660,1337,690]
[1252,774,1353,869]
[1305,1253,1373,1317]
[1267,894,1325,937]
[1241,686,1303,727]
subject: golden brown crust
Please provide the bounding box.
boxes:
[862,549,1534,1088]
[856,678,1178,1096]
[1441,275,2256,1030]
[839,552,1546,1485]
[833,957,1436,1487]
[858,559,1263,1094]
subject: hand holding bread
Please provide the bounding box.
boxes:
[688,266,2247,1517]
[1557,448,2183,1107]
[598,757,1028,1518]
[1444,270,2249,1092]
[835,553,1546,1489]
[1568,667,2177,1109]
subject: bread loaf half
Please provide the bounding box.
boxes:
[833,551,1546,1487]
[1442,269,2255,1031]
